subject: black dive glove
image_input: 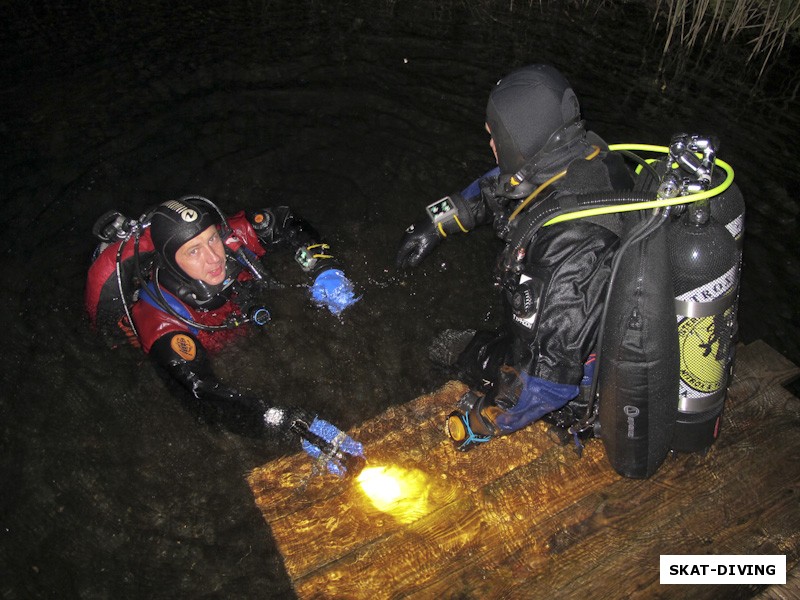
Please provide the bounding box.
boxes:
[396,219,441,268]
[396,193,484,268]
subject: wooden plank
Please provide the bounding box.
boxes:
[248,381,582,579]
[756,563,800,600]
[388,374,799,599]
[492,395,799,599]
[247,341,800,599]
[292,436,619,598]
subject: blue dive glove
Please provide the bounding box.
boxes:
[310,269,360,316]
[301,418,365,478]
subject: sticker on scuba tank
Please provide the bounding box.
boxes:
[726,214,744,241]
[170,333,197,361]
[677,309,732,394]
[676,264,737,397]
[677,265,737,307]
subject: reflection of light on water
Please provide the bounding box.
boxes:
[358,466,403,506]
[356,465,430,524]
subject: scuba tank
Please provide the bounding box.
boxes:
[610,154,743,457]
[597,136,740,458]
[568,135,740,474]
[668,199,738,452]
[707,176,745,384]
[651,135,741,453]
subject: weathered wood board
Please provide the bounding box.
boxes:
[248,340,800,599]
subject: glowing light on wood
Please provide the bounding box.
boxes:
[356,465,430,524]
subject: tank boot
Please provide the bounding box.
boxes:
[445,390,501,451]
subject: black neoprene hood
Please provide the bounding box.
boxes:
[149,198,220,277]
[486,64,581,174]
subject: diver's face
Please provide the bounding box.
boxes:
[175,225,227,286]
[486,123,498,164]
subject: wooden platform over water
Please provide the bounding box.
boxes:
[248,340,800,599]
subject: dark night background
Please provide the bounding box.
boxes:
[1,1,798,598]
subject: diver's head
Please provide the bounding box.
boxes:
[485,64,582,173]
[150,197,226,286]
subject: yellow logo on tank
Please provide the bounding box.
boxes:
[678,308,732,394]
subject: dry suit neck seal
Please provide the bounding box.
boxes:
[153,261,238,312]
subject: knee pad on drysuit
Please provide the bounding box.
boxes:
[452,330,513,393]
[446,367,578,451]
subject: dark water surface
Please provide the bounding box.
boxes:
[2,2,798,598]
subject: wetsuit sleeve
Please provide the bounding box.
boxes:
[149,331,314,441]
[246,206,321,252]
[246,205,349,278]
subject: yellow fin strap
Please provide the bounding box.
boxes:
[437,222,448,238]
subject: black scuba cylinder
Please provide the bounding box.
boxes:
[638,157,745,383]
[708,179,745,376]
[668,200,738,453]
[710,180,745,250]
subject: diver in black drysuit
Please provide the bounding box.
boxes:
[396,64,633,449]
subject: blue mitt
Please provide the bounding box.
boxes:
[310,269,360,315]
